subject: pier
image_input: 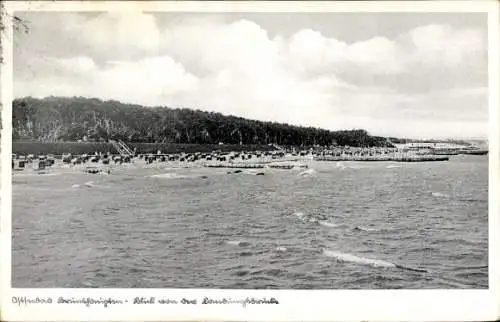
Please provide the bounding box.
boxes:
[313,155,449,162]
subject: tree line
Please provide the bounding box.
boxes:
[13,96,394,148]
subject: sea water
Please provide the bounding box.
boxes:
[12,155,488,288]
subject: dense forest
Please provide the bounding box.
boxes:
[13,96,394,148]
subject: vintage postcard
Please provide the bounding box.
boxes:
[1,1,499,321]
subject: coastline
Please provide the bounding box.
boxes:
[12,141,277,156]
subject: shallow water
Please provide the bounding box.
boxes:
[12,155,488,288]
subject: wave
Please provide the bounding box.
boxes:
[72,181,107,189]
[293,212,373,231]
[324,250,396,268]
[298,169,317,177]
[386,165,401,169]
[318,221,338,228]
[323,250,428,272]
[276,246,288,252]
[394,264,428,273]
[150,173,188,179]
[242,170,266,176]
[293,212,343,228]
[292,211,384,233]
[14,172,59,177]
[226,240,251,247]
[84,181,96,187]
[431,191,479,202]
[449,264,488,271]
[84,169,110,175]
[463,265,488,269]
[293,211,322,224]
[294,211,307,221]
[335,162,346,170]
[333,162,371,170]
[349,165,371,169]
[459,198,482,203]
[431,192,450,198]
[292,164,309,170]
[353,226,378,232]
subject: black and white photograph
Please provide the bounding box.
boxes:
[1,1,499,321]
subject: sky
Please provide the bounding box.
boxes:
[13,11,488,139]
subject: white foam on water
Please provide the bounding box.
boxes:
[14,172,59,177]
[354,226,378,232]
[72,181,101,189]
[323,250,396,268]
[13,173,36,177]
[335,162,346,169]
[293,211,333,225]
[292,164,308,170]
[432,192,450,198]
[293,211,306,221]
[150,173,187,179]
[242,170,265,176]
[319,221,338,228]
[226,240,251,247]
[349,164,371,169]
[386,165,401,169]
[276,247,288,252]
[298,168,317,177]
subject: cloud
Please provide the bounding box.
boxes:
[13,13,488,139]
[14,12,162,62]
[406,24,485,68]
[283,23,485,79]
[283,29,404,77]
[80,13,161,55]
[16,55,199,107]
[59,56,96,74]
[161,19,281,78]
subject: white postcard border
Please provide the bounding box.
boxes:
[1,1,499,321]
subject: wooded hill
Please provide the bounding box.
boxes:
[12,96,394,148]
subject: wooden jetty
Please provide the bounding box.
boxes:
[314,155,449,162]
[458,149,488,156]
